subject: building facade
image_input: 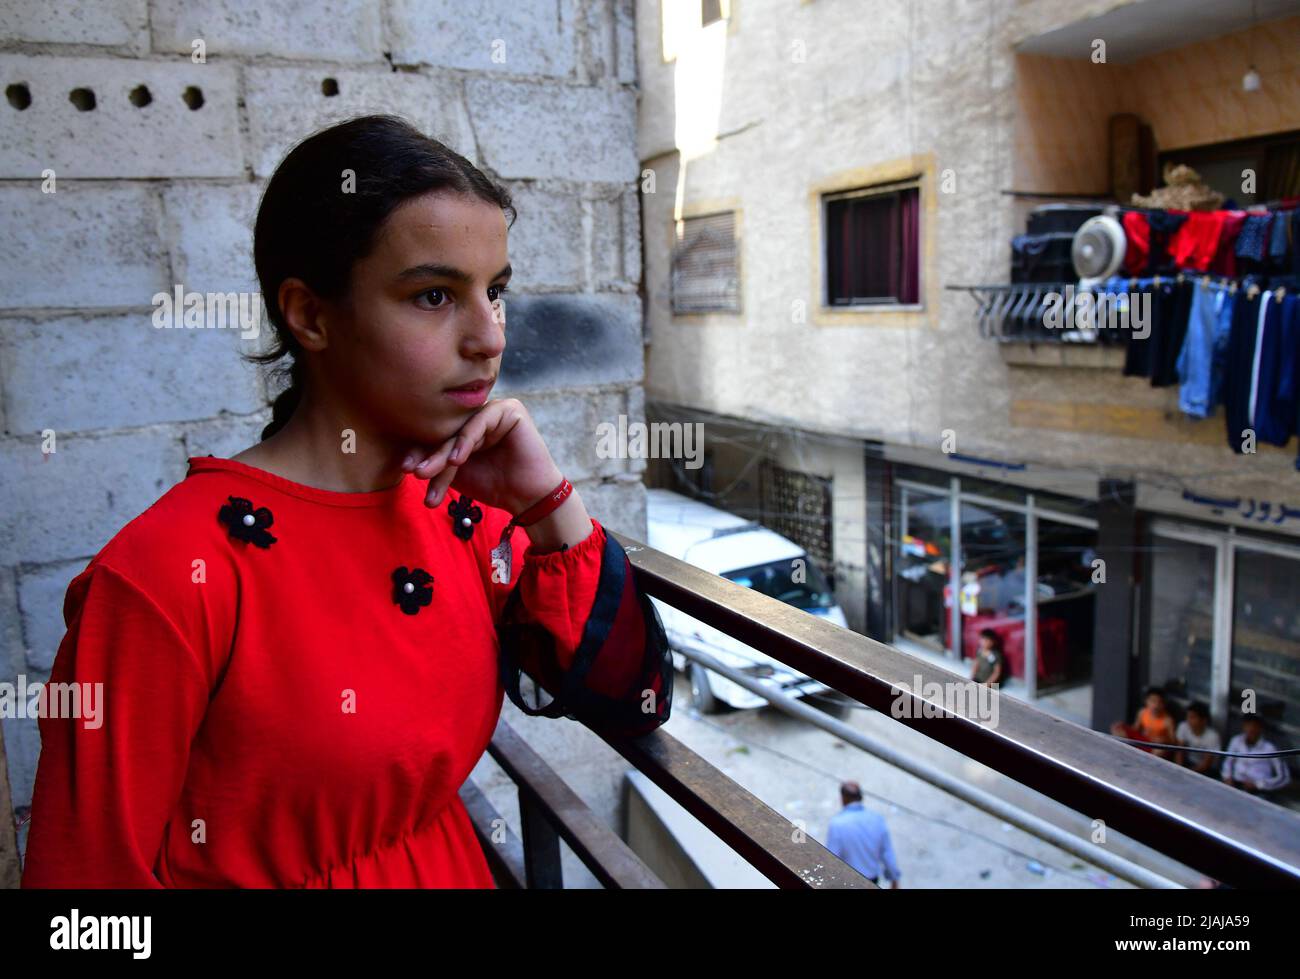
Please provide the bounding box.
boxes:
[637,0,1300,767]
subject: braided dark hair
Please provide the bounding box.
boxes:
[246,115,516,441]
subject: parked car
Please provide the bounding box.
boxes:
[645,488,849,712]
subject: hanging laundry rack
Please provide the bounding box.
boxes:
[949,195,1299,342]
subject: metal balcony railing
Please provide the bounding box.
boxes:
[947,281,1133,344]
[462,533,1300,889]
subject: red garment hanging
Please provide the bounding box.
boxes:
[1122,210,1150,276]
[1210,210,1248,276]
[1169,210,1228,273]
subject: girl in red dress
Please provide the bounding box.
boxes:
[21,115,670,889]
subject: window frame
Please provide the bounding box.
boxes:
[820,176,924,311]
[670,208,743,316]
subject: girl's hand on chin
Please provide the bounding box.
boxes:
[401,398,564,514]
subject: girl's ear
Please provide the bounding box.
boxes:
[278,277,329,352]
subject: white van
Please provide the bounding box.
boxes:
[645,488,849,712]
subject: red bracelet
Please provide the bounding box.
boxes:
[509,477,573,528]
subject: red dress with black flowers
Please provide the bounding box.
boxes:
[21,455,653,888]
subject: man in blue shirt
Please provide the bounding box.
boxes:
[826,781,901,888]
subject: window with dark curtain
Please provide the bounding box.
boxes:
[825,184,920,305]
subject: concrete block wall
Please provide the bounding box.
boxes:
[0,0,647,869]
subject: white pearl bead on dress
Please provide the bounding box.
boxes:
[403,582,414,594]
[242,513,255,526]
[461,516,472,527]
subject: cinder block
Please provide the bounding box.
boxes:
[625,384,646,426]
[464,79,637,182]
[388,0,577,77]
[623,385,648,476]
[578,474,646,541]
[591,187,640,289]
[502,183,585,290]
[17,559,89,674]
[621,187,642,283]
[245,66,477,178]
[0,314,265,435]
[151,0,383,62]
[0,430,188,566]
[613,0,637,84]
[181,414,272,461]
[1,713,42,810]
[0,566,23,681]
[0,55,243,179]
[162,183,262,295]
[523,387,627,481]
[0,0,147,49]
[496,292,643,393]
[580,0,636,83]
[0,185,169,309]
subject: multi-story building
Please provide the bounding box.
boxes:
[637,0,1300,766]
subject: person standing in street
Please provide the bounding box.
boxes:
[826,781,901,888]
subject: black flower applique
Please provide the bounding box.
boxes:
[217,496,277,548]
[392,566,434,615]
[448,494,483,541]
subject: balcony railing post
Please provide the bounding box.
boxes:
[519,789,563,889]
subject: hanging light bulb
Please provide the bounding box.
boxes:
[1242,0,1261,92]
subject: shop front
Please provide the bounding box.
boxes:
[883,459,1100,713]
[1145,518,1300,753]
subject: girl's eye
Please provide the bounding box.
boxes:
[415,287,449,310]
[489,284,510,302]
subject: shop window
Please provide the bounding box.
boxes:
[1229,549,1300,753]
[672,211,740,313]
[1036,517,1098,687]
[954,502,1026,679]
[1147,535,1216,710]
[892,472,1099,696]
[824,181,920,306]
[896,485,950,651]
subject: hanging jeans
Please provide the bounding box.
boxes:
[1151,278,1193,387]
[1224,291,1261,453]
[1208,286,1237,410]
[1123,278,1163,378]
[1177,281,1233,418]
